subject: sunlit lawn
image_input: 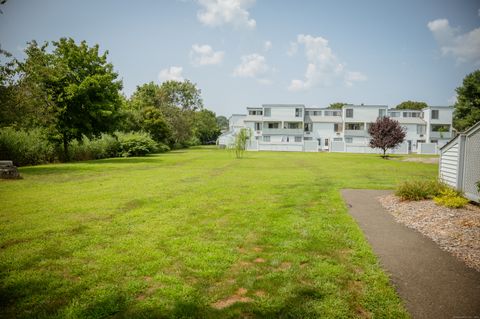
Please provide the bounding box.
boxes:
[0,147,437,318]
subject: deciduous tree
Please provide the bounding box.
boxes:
[368,117,406,158]
[395,101,427,110]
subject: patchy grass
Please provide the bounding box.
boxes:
[0,148,437,318]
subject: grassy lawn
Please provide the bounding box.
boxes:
[0,148,437,318]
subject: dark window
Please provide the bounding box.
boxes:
[346,109,353,118]
[295,108,302,117]
[304,123,312,132]
[264,108,271,117]
[255,122,261,131]
[431,110,439,119]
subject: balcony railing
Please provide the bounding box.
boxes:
[430,131,452,139]
[344,130,369,137]
[262,128,304,135]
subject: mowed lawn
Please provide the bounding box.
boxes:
[0,148,437,318]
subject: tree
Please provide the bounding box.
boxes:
[16,38,122,160]
[453,70,480,131]
[216,115,229,131]
[140,106,171,144]
[368,117,406,158]
[395,101,428,110]
[233,128,251,159]
[194,109,221,144]
[328,102,347,109]
[157,80,203,111]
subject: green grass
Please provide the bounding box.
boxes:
[0,148,438,318]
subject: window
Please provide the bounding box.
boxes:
[314,111,321,116]
[324,138,329,146]
[333,137,343,141]
[267,122,279,129]
[264,108,271,117]
[285,122,301,129]
[304,137,313,141]
[345,123,363,130]
[345,137,353,143]
[346,109,353,118]
[325,110,341,116]
[431,110,439,119]
[389,112,400,117]
[248,110,263,115]
[305,111,311,116]
[295,136,302,142]
[416,125,426,135]
[295,108,302,117]
[379,109,386,117]
[334,123,343,132]
[402,112,408,118]
[263,136,270,142]
[304,123,313,132]
[254,122,261,131]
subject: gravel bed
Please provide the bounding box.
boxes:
[378,195,480,272]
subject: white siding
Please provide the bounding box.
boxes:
[463,126,480,202]
[439,142,459,188]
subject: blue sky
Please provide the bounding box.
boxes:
[1,0,479,116]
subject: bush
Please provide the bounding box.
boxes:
[69,134,120,161]
[116,131,158,157]
[395,179,447,201]
[0,127,56,166]
[434,188,469,208]
[156,143,170,153]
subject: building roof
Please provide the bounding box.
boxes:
[395,117,426,124]
[262,104,305,108]
[343,104,388,108]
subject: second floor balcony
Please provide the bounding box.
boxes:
[262,128,304,135]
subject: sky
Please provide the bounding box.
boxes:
[1,0,479,116]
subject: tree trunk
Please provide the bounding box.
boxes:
[63,135,70,162]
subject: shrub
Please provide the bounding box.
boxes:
[156,143,170,153]
[0,127,56,166]
[69,134,120,161]
[395,179,447,201]
[116,131,158,157]
[434,188,469,208]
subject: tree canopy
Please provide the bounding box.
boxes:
[13,38,123,159]
[328,102,347,109]
[368,117,406,158]
[394,101,428,110]
[453,69,480,131]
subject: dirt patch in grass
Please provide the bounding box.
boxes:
[253,258,266,263]
[211,288,252,309]
[401,157,438,164]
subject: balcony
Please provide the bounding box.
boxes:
[262,128,304,135]
[430,131,452,139]
[344,130,369,137]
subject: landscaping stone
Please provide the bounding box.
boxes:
[0,161,22,179]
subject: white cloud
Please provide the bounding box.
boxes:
[159,66,184,82]
[196,0,256,29]
[287,34,366,91]
[428,18,480,64]
[190,44,224,66]
[263,40,272,52]
[232,53,271,84]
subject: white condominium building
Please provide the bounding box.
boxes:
[218,104,453,154]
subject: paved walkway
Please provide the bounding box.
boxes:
[341,189,480,319]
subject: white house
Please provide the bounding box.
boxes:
[217,114,246,148]
[220,104,454,153]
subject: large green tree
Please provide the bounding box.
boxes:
[216,115,228,131]
[395,101,428,110]
[193,109,221,144]
[454,70,480,131]
[17,38,123,159]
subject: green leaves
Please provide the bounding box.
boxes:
[454,70,480,131]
